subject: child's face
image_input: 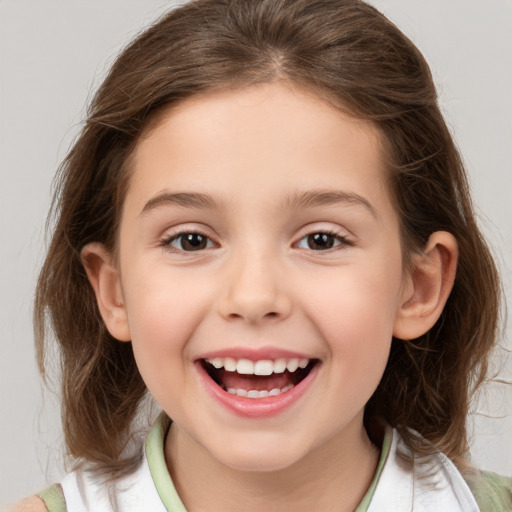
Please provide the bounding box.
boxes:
[114,83,412,471]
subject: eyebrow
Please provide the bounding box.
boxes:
[140,189,377,218]
[140,191,224,216]
[286,190,377,218]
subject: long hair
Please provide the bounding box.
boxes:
[35,0,501,478]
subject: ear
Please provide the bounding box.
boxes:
[81,243,131,342]
[393,231,458,340]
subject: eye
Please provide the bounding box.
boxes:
[296,232,351,251]
[163,231,216,252]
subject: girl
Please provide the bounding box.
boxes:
[13,0,511,510]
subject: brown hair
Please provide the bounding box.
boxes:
[35,0,501,478]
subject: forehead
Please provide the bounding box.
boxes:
[126,83,392,217]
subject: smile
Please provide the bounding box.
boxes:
[202,357,318,399]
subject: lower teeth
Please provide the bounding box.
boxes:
[227,384,294,398]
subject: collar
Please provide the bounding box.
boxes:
[145,413,480,512]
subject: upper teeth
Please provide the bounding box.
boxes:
[205,357,309,375]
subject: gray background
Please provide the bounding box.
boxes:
[1,0,511,506]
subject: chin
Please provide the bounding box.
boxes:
[208,438,309,473]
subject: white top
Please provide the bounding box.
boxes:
[367,430,480,511]
[58,414,480,512]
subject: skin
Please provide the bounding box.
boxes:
[8,496,47,512]
[75,83,457,512]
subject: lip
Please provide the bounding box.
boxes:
[197,347,315,361]
[195,356,320,418]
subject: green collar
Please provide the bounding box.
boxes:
[145,413,187,511]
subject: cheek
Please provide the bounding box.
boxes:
[121,267,214,383]
[301,261,403,382]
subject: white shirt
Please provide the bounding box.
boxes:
[59,415,480,512]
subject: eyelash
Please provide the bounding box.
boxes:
[295,230,354,252]
[160,230,217,253]
[160,229,353,254]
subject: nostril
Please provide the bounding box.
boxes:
[227,311,279,320]
[218,289,292,323]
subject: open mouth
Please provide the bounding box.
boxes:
[201,357,318,399]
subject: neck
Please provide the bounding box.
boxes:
[165,418,380,512]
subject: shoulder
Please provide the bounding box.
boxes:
[6,495,48,512]
[8,484,67,512]
[465,470,512,512]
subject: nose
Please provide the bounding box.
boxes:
[217,250,292,324]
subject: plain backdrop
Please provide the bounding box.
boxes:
[1,0,511,506]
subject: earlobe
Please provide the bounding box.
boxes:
[393,231,458,340]
[81,243,131,342]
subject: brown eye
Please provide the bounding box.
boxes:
[167,232,214,251]
[307,233,335,250]
[296,232,350,251]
